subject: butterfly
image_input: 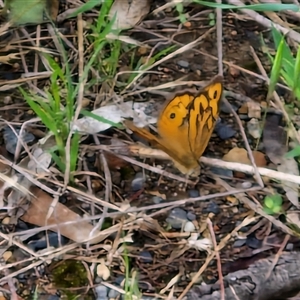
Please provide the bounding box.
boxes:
[124,75,223,175]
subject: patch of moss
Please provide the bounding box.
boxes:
[51,260,92,299]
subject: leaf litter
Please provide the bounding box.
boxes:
[0,1,300,299]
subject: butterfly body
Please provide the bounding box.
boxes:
[125,76,223,175]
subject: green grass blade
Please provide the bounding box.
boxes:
[193,1,299,11]
[268,34,284,99]
[280,68,294,88]
[271,26,295,64]
[282,57,296,81]
[70,131,80,173]
[49,148,66,173]
[96,0,113,32]
[64,0,102,19]
[46,55,66,82]
[50,73,61,112]
[20,88,57,133]
[293,46,300,95]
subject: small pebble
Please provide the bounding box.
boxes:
[166,208,188,229]
[114,275,125,285]
[285,243,294,251]
[177,60,189,69]
[233,239,246,248]
[131,172,145,191]
[215,122,236,140]
[4,126,35,155]
[28,232,68,251]
[108,288,121,299]
[184,221,195,232]
[187,212,196,221]
[203,201,220,214]
[152,196,163,204]
[210,167,233,178]
[246,235,262,249]
[95,285,108,299]
[188,189,199,198]
[139,251,153,263]
[241,181,252,189]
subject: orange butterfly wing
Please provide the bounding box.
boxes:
[124,76,223,174]
[188,78,223,159]
[156,93,200,171]
[157,76,223,172]
[124,118,188,170]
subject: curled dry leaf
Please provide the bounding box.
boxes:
[21,187,104,244]
[109,0,150,30]
[73,101,157,134]
[223,147,251,165]
[252,151,267,167]
[222,147,266,179]
[102,151,129,170]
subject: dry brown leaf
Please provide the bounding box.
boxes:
[21,187,103,244]
[223,148,266,179]
[102,151,129,170]
[252,151,267,167]
[223,147,250,165]
[109,0,150,30]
